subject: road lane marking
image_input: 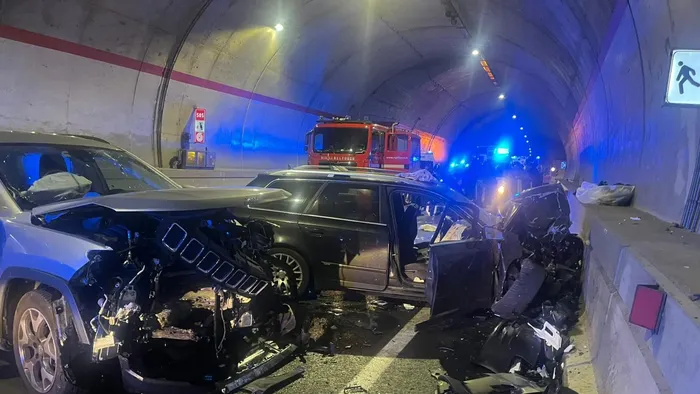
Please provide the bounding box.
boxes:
[341,307,430,392]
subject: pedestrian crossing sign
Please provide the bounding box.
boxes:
[666,50,700,105]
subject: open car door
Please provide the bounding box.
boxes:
[425,206,497,317]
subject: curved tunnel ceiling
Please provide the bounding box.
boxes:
[0,0,617,166]
[162,0,615,158]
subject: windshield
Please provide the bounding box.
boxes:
[0,144,179,210]
[312,127,368,154]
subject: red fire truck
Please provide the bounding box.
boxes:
[304,117,422,171]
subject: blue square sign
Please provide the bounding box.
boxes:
[666,50,700,105]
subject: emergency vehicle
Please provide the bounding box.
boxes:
[304,117,422,171]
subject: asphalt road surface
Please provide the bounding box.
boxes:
[0,291,573,394]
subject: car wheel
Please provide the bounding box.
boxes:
[13,290,82,394]
[269,248,310,296]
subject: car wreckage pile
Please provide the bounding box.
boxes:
[434,183,585,394]
[32,189,303,394]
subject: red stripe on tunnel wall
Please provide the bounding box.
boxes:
[0,25,336,118]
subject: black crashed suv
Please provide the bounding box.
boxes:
[242,167,504,314]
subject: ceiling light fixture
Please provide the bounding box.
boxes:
[274,23,284,32]
[512,115,517,119]
[471,49,480,56]
[498,94,505,100]
[520,127,524,130]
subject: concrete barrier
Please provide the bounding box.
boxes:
[160,168,274,188]
[567,186,700,394]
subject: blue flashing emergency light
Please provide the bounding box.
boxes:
[450,162,456,168]
[460,159,466,164]
[496,147,509,155]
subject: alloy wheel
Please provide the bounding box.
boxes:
[272,253,304,290]
[17,308,57,393]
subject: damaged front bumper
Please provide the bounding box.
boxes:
[31,199,301,391]
[119,342,298,394]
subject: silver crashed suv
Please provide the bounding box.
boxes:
[0,131,297,394]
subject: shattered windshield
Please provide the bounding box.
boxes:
[0,144,179,209]
[312,127,368,153]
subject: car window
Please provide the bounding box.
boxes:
[391,190,446,244]
[434,207,475,243]
[307,183,380,223]
[250,179,321,213]
[0,144,177,209]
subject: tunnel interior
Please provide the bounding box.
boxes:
[1,0,699,222]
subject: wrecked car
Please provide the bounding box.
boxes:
[245,168,580,320]
[0,132,299,394]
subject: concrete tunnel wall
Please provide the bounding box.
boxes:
[0,0,699,223]
[568,0,700,223]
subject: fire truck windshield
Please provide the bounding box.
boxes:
[312,127,368,154]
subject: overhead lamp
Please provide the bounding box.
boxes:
[550,167,556,172]
[524,134,527,138]
[471,49,480,56]
[520,127,524,130]
[536,156,541,160]
[512,115,517,119]
[498,94,506,100]
[274,23,284,32]
[526,140,529,143]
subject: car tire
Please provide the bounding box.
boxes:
[269,247,311,296]
[491,258,546,319]
[13,290,83,394]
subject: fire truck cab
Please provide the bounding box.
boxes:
[304,117,421,171]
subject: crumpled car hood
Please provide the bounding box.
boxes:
[31,187,290,216]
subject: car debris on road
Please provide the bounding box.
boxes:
[433,183,585,394]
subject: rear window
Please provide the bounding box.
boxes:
[250,179,322,213]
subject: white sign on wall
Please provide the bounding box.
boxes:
[666,50,700,105]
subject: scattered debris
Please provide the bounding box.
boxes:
[413,276,425,283]
[344,385,369,393]
[528,321,562,350]
[403,303,416,311]
[435,183,584,394]
[630,216,641,221]
[564,343,575,353]
[691,294,700,302]
[344,345,352,349]
[460,373,547,394]
[419,223,438,232]
[576,181,635,206]
[238,366,305,394]
[371,299,388,307]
